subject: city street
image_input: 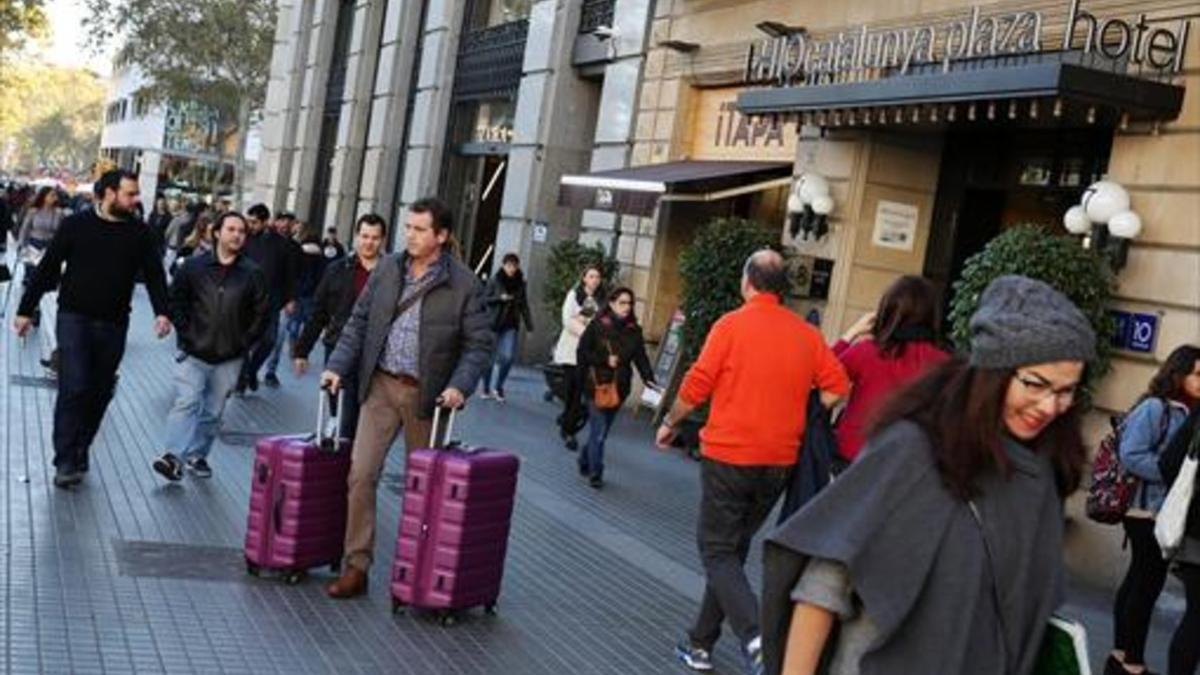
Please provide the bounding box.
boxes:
[0,288,1181,674]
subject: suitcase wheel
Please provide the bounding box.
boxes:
[542,390,554,402]
[282,570,307,586]
[484,603,497,616]
[391,599,406,615]
[245,558,261,577]
[438,611,458,627]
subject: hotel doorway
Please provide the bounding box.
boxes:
[924,128,1113,307]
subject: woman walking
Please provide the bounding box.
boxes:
[831,275,949,466]
[553,265,604,449]
[1108,344,1200,675]
[762,275,1098,675]
[17,186,64,326]
[1158,406,1200,675]
[576,287,655,489]
[480,253,533,402]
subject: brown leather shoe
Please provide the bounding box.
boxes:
[325,566,368,599]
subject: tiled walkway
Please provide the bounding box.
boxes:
[0,286,1179,673]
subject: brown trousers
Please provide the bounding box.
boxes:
[342,370,438,572]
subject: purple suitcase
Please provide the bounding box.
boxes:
[245,391,351,584]
[391,408,519,623]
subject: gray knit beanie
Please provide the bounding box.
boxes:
[968,275,1097,370]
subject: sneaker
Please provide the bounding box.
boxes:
[493,389,506,403]
[577,461,589,476]
[247,375,259,392]
[565,437,578,451]
[186,457,213,478]
[479,389,494,400]
[589,475,604,489]
[263,373,281,388]
[152,453,184,482]
[743,636,764,675]
[675,640,714,671]
[53,468,84,489]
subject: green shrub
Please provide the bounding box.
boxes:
[947,225,1116,387]
[678,217,780,362]
[541,240,619,332]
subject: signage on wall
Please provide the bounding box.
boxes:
[787,255,834,300]
[744,0,1191,88]
[1110,310,1159,354]
[691,90,797,161]
[872,201,919,251]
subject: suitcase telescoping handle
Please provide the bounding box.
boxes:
[316,386,345,452]
[429,406,459,450]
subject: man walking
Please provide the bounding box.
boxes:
[263,211,303,388]
[292,213,387,439]
[321,197,492,599]
[236,204,296,393]
[657,250,850,675]
[13,169,172,488]
[151,212,269,481]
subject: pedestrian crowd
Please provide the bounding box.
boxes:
[2,169,1197,675]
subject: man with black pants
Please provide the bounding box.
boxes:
[152,212,269,481]
[656,251,849,675]
[236,203,296,394]
[13,169,172,488]
[292,213,386,439]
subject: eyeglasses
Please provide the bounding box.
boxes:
[1015,372,1078,407]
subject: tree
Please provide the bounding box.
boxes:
[83,0,276,203]
[0,63,105,173]
[0,0,47,64]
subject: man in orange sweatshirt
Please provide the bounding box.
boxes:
[657,249,850,675]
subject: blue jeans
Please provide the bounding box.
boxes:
[164,355,244,461]
[53,311,129,472]
[266,299,314,375]
[580,403,619,479]
[483,328,518,392]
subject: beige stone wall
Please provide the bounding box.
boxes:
[643,0,1200,588]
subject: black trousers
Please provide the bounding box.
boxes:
[1114,517,1169,665]
[689,459,790,650]
[558,365,587,437]
[53,312,128,472]
[1170,561,1200,675]
[240,309,280,383]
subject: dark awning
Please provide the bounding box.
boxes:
[737,57,1185,126]
[558,160,793,216]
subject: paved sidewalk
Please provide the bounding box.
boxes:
[0,287,1180,673]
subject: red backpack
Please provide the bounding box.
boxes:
[1085,402,1170,525]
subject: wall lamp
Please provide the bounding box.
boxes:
[755,21,806,38]
[1062,179,1142,272]
[787,173,834,242]
[658,40,700,53]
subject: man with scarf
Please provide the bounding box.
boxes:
[479,252,533,402]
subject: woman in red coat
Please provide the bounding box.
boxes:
[832,275,949,464]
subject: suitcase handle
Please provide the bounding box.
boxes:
[430,406,458,449]
[315,387,344,452]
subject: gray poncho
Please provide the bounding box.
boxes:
[761,421,1066,675]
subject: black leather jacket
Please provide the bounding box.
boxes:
[294,254,362,359]
[170,251,270,364]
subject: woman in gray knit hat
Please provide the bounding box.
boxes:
[761,275,1097,675]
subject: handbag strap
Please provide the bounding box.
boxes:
[967,501,1012,667]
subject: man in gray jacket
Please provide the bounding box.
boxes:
[321,196,493,599]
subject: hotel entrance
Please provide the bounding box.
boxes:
[925,128,1114,306]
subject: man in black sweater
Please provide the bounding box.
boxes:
[236,203,296,393]
[14,169,171,488]
[152,212,269,482]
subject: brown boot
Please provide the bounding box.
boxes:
[325,566,368,599]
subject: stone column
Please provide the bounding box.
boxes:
[253,0,314,213]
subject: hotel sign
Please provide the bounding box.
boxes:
[691,89,797,161]
[744,0,1191,87]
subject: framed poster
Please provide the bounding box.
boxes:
[872,201,919,251]
[640,310,686,412]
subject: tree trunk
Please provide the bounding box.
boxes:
[233,97,251,207]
